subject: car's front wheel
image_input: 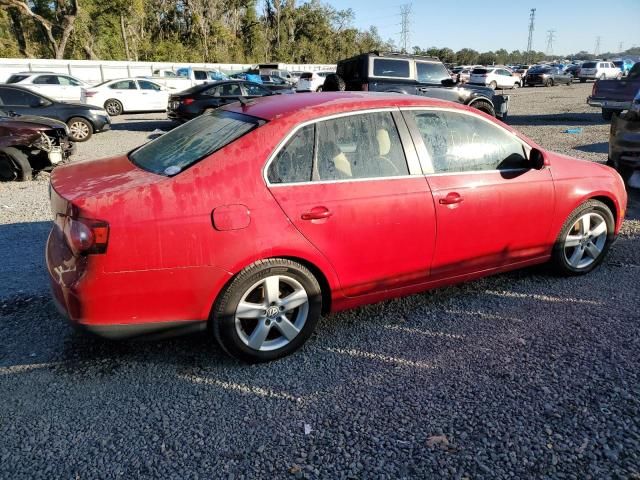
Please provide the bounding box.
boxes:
[67,117,93,142]
[552,200,614,276]
[212,259,323,362]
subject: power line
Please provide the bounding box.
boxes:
[546,29,556,56]
[399,4,412,53]
[526,8,536,63]
[594,36,601,57]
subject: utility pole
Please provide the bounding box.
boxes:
[526,8,536,63]
[399,4,412,54]
[594,36,601,57]
[546,29,556,57]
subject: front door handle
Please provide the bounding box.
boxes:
[439,192,464,205]
[301,206,332,221]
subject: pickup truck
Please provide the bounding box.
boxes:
[143,67,228,93]
[588,63,640,120]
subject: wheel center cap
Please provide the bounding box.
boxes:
[266,306,280,318]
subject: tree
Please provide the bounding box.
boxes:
[478,51,497,66]
[455,48,479,65]
[0,0,79,58]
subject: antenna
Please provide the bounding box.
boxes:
[399,4,412,54]
[526,8,536,63]
[546,30,556,56]
[594,36,601,57]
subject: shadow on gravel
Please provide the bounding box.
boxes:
[110,120,177,133]
[506,112,605,126]
[574,142,609,154]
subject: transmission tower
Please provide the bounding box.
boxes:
[546,30,556,56]
[399,4,412,53]
[526,8,536,63]
[594,36,601,57]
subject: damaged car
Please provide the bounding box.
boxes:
[609,89,640,184]
[0,110,74,181]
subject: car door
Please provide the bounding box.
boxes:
[30,74,63,101]
[266,110,436,297]
[108,80,140,111]
[403,108,555,279]
[57,75,83,102]
[137,80,168,110]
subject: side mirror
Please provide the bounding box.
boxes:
[441,78,456,87]
[529,148,547,170]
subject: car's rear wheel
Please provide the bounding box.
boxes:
[512,81,520,89]
[616,72,622,80]
[545,78,554,87]
[489,81,497,90]
[0,147,32,181]
[104,99,123,116]
[67,117,93,142]
[552,200,614,276]
[469,99,495,117]
[212,259,322,362]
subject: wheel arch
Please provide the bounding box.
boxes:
[66,115,96,132]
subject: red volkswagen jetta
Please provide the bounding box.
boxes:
[47,93,627,362]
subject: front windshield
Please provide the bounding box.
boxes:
[129,110,264,176]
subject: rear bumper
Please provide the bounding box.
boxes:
[587,97,632,110]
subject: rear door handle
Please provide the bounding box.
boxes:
[301,206,332,220]
[439,193,464,205]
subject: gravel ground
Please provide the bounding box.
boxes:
[1,83,639,479]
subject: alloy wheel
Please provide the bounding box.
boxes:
[234,275,309,351]
[563,212,608,269]
[69,121,90,141]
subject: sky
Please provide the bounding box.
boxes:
[326,0,640,56]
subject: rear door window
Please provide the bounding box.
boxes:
[110,80,137,90]
[33,75,59,85]
[372,59,410,78]
[129,110,263,176]
[194,70,208,80]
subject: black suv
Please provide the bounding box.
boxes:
[336,52,509,119]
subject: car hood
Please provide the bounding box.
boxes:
[51,154,165,206]
[0,113,67,130]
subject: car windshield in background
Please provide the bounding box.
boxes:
[529,67,550,73]
[582,62,597,68]
[472,68,488,74]
[300,73,313,79]
[129,111,263,176]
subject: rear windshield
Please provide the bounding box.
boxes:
[472,68,488,74]
[300,72,313,79]
[6,74,29,84]
[129,110,263,176]
[582,62,597,68]
[613,61,623,68]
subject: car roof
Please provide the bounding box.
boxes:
[0,84,56,102]
[223,91,472,123]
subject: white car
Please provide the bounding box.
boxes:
[469,67,522,89]
[296,71,334,92]
[5,72,89,102]
[578,61,622,82]
[84,78,169,116]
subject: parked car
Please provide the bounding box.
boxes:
[258,75,296,92]
[336,52,509,119]
[588,63,640,120]
[451,67,472,84]
[5,72,89,103]
[296,71,333,92]
[0,85,110,142]
[46,92,626,362]
[564,64,581,78]
[525,66,573,87]
[0,110,73,181]
[84,78,169,116]
[612,60,635,76]
[469,67,522,89]
[167,80,274,122]
[608,89,640,181]
[578,61,622,82]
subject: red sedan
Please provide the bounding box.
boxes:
[47,93,627,362]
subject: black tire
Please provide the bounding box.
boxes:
[212,259,323,362]
[602,109,614,121]
[545,78,553,87]
[104,99,123,116]
[580,78,586,83]
[67,117,93,142]
[469,99,495,117]
[551,200,615,276]
[0,147,32,181]
[599,74,606,80]
[512,82,520,89]
[316,86,323,92]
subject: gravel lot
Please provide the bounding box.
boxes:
[1,83,639,479]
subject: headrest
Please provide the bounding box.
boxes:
[377,129,391,156]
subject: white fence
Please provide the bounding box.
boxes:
[0,58,337,84]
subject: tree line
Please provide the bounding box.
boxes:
[1,1,638,65]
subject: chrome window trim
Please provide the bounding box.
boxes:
[263,107,422,187]
[400,106,535,176]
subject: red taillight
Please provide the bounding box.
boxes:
[182,98,195,105]
[360,83,369,91]
[63,216,109,255]
[592,83,597,95]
